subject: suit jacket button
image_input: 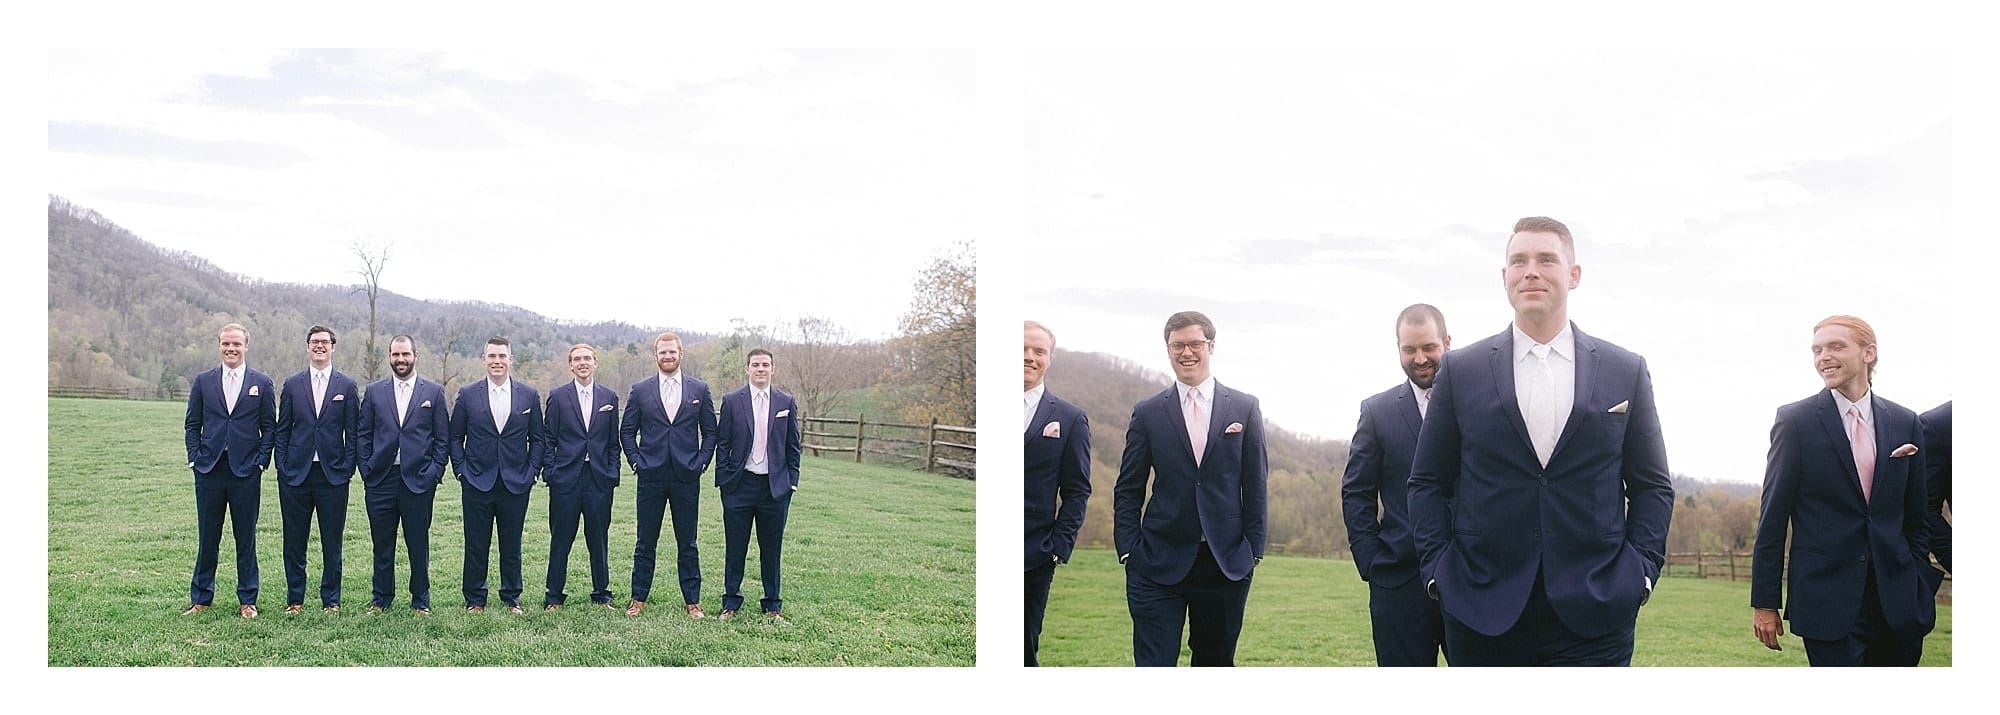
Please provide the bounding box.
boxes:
[1538,477,1548,487]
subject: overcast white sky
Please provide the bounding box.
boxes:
[47,48,972,340]
[1025,49,1953,485]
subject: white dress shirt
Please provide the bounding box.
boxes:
[1831,387,1874,435]
[1512,322,1576,465]
[393,375,416,464]
[310,365,332,462]
[658,371,682,422]
[1410,381,1433,420]
[746,386,772,475]
[1023,383,1046,432]
[489,379,512,433]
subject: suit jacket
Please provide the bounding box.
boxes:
[1751,390,1934,641]
[542,381,622,494]
[1408,324,1674,638]
[1921,400,1951,574]
[449,380,545,495]
[183,365,277,477]
[273,368,361,485]
[355,376,451,493]
[1113,380,1268,584]
[1340,382,1426,588]
[1025,389,1092,571]
[713,385,803,495]
[620,374,718,480]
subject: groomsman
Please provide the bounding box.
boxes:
[450,337,545,614]
[272,325,360,614]
[713,348,803,621]
[355,335,450,614]
[620,332,718,618]
[1024,320,1091,665]
[1341,304,1451,665]
[182,323,276,618]
[1114,311,1268,666]
[541,343,622,610]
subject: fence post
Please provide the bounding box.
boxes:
[854,414,866,463]
[925,418,938,474]
[1729,550,1738,581]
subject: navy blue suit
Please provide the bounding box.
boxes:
[1921,401,1951,580]
[355,376,450,610]
[451,380,544,608]
[541,381,622,606]
[272,367,360,607]
[183,365,277,606]
[620,373,718,606]
[1753,390,1935,666]
[1024,389,1091,666]
[1408,324,1674,665]
[1340,382,1446,666]
[1113,380,1267,666]
[713,385,802,614]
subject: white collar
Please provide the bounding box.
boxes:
[1025,383,1046,405]
[488,379,512,392]
[1832,388,1874,424]
[1511,322,1575,364]
[1176,376,1216,402]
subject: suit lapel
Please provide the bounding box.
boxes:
[1200,383,1230,466]
[1549,328,1598,464]
[1813,391,1865,501]
[1487,333,1535,457]
[1163,387,1197,466]
[1025,393,1055,442]
[1395,386,1423,441]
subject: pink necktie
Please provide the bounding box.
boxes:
[1185,387,1207,467]
[1848,405,1876,503]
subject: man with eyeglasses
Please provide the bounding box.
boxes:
[1114,310,1267,666]
[272,325,361,614]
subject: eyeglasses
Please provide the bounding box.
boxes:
[307,339,334,346]
[1167,341,1211,354]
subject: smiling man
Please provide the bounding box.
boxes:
[1114,310,1267,666]
[449,336,544,614]
[1023,320,1091,666]
[1341,304,1451,666]
[1752,315,1936,666]
[272,325,361,614]
[620,331,718,618]
[355,335,451,614]
[541,343,621,610]
[713,348,802,621]
[1407,216,1674,666]
[182,323,277,618]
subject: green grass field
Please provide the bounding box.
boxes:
[47,397,974,666]
[1039,546,1952,666]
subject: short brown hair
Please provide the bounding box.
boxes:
[1024,320,1056,349]
[1814,314,1878,379]
[1510,216,1575,262]
[654,332,682,349]
[1396,303,1447,339]
[1162,311,1215,342]
[568,343,597,360]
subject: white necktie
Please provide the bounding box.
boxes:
[1527,344,1557,466]
[580,385,593,430]
[492,385,509,433]
[1185,386,1208,467]
[312,371,327,417]
[664,377,681,422]
[751,391,770,469]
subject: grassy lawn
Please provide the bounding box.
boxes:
[1038,546,1951,666]
[47,397,974,666]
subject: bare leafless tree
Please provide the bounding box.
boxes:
[351,242,391,381]
[785,314,856,420]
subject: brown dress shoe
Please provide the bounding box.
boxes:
[718,609,738,621]
[366,605,386,614]
[600,601,619,611]
[625,600,646,616]
[284,604,304,615]
[180,604,211,616]
[323,605,340,614]
[467,605,486,613]
[686,603,706,619]
[544,603,562,611]
[509,605,525,615]
[414,607,431,615]
[239,605,259,619]
[765,611,786,623]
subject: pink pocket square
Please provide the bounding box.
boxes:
[1891,444,1919,458]
[1042,422,1061,438]
[1224,422,1244,434]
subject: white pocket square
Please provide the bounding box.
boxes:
[598,404,615,412]
[1043,422,1061,438]
[248,385,260,396]
[776,409,791,418]
[1891,443,1919,458]
[1607,400,1629,414]
[1224,422,1244,434]
[332,394,345,401]
[520,408,532,414]
[691,399,701,404]
[421,400,432,408]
